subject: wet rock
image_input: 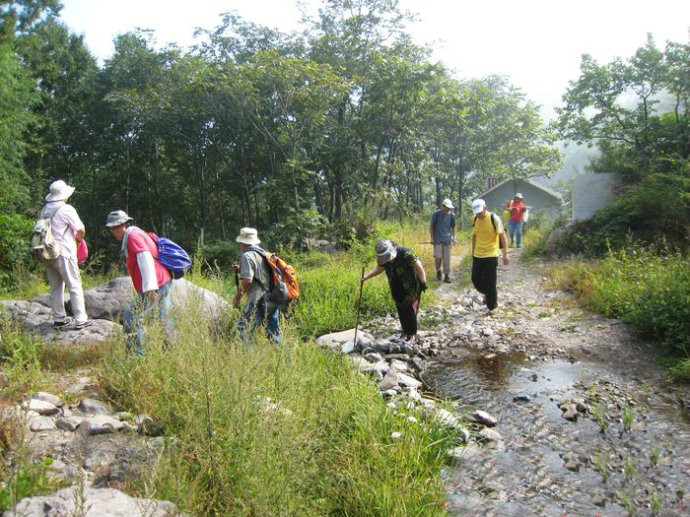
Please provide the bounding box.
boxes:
[33,392,63,407]
[389,359,408,372]
[3,484,181,517]
[591,494,607,507]
[397,372,422,389]
[341,340,356,354]
[529,373,538,382]
[359,360,389,380]
[513,395,531,403]
[78,398,111,415]
[29,416,56,432]
[56,416,83,431]
[379,370,400,391]
[564,460,580,472]
[471,410,498,427]
[23,399,59,416]
[561,404,579,422]
[82,415,124,435]
[478,428,503,442]
[364,351,383,363]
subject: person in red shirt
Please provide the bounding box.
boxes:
[105,210,174,356]
[504,193,527,248]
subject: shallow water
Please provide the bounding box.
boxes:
[428,354,690,517]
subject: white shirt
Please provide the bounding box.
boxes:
[40,201,85,259]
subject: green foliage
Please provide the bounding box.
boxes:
[0,459,59,513]
[100,313,455,517]
[0,326,44,398]
[0,214,36,292]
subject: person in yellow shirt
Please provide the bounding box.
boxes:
[471,199,509,312]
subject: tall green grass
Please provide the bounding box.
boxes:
[547,247,690,379]
[100,306,455,517]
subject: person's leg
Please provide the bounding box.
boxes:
[509,221,516,246]
[122,295,148,357]
[238,302,261,345]
[433,243,443,279]
[396,302,417,338]
[155,281,175,342]
[515,222,523,248]
[45,262,67,324]
[471,257,485,295]
[265,303,282,344]
[443,243,451,279]
[484,257,498,310]
[59,256,89,324]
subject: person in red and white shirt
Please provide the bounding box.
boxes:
[105,210,174,356]
[40,180,92,330]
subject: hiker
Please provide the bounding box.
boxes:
[232,227,281,344]
[40,180,92,330]
[361,240,427,341]
[472,199,509,312]
[504,193,527,247]
[430,198,456,283]
[105,210,174,356]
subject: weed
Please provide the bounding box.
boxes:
[650,446,662,467]
[650,490,663,516]
[619,490,636,515]
[595,453,610,483]
[0,459,61,513]
[622,403,635,432]
[0,332,44,400]
[624,456,637,483]
[592,402,608,433]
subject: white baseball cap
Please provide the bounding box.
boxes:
[472,199,486,215]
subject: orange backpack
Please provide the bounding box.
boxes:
[250,247,300,306]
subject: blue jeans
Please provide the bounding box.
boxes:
[509,221,524,247]
[122,280,175,357]
[238,299,281,345]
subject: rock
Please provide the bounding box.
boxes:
[564,460,580,472]
[381,389,398,399]
[591,494,607,508]
[359,359,389,379]
[471,410,498,427]
[378,370,400,391]
[513,395,531,403]
[33,392,63,407]
[448,443,482,462]
[562,404,578,422]
[364,352,383,363]
[29,416,56,432]
[113,411,134,421]
[341,340,356,354]
[56,416,83,431]
[23,399,59,416]
[432,408,460,428]
[78,398,111,415]
[374,339,393,353]
[82,415,125,435]
[3,484,182,517]
[316,328,374,352]
[396,372,422,389]
[304,238,337,254]
[478,428,503,442]
[389,359,408,372]
[0,299,119,345]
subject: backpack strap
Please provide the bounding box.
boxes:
[474,213,499,233]
[246,246,271,291]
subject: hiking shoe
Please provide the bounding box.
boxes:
[436,270,442,281]
[71,319,93,330]
[443,275,451,283]
[53,317,74,330]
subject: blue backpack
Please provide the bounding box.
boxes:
[148,232,192,279]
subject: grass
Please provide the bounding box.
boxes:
[545,246,690,380]
[99,304,456,517]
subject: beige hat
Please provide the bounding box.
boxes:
[45,180,75,202]
[375,240,397,265]
[472,199,486,215]
[236,227,261,246]
[514,192,523,199]
[104,210,133,228]
[441,198,454,209]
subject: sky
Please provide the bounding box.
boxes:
[59,0,690,122]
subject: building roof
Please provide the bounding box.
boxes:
[473,177,563,202]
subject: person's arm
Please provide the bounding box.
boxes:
[75,228,85,243]
[361,265,384,283]
[233,254,256,308]
[137,251,159,300]
[451,214,456,243]
[471,234,476,255]
[499,233,509,266]
[413,260,427,290]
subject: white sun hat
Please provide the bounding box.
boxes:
[472,199,486,215]
[45,180,75,202]
[236,227,261,246]
[441,198,454,209]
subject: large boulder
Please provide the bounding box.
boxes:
[0,300,118,345]
[2,484,183,517]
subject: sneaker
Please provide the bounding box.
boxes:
[443,275,451,283]
[71,319,93,330]
[53,317,74,330]
[436,270,442,281]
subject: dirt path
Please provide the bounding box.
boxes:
[421,247,690,517]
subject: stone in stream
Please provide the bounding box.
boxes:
[397,372,422,389]
[478,428,503,442]
[29,416,56,432]
[378,369,400,391]
[564,460,580,472]
[2,485,182,517]
[561,404,579,422]
[56,416,83,431]
[22,399,59,416]
[471,410,498,427]
[316,328,374,352]
[33,392,63,407]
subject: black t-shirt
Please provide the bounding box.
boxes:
[383,245,420,306]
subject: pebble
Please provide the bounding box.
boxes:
[471,410,498,427]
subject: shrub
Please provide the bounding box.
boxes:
[0,214,37,292]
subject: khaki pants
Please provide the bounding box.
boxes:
[45,255,88,324]
[433,242,452,276]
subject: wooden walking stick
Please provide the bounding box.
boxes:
[353,266,365,348]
